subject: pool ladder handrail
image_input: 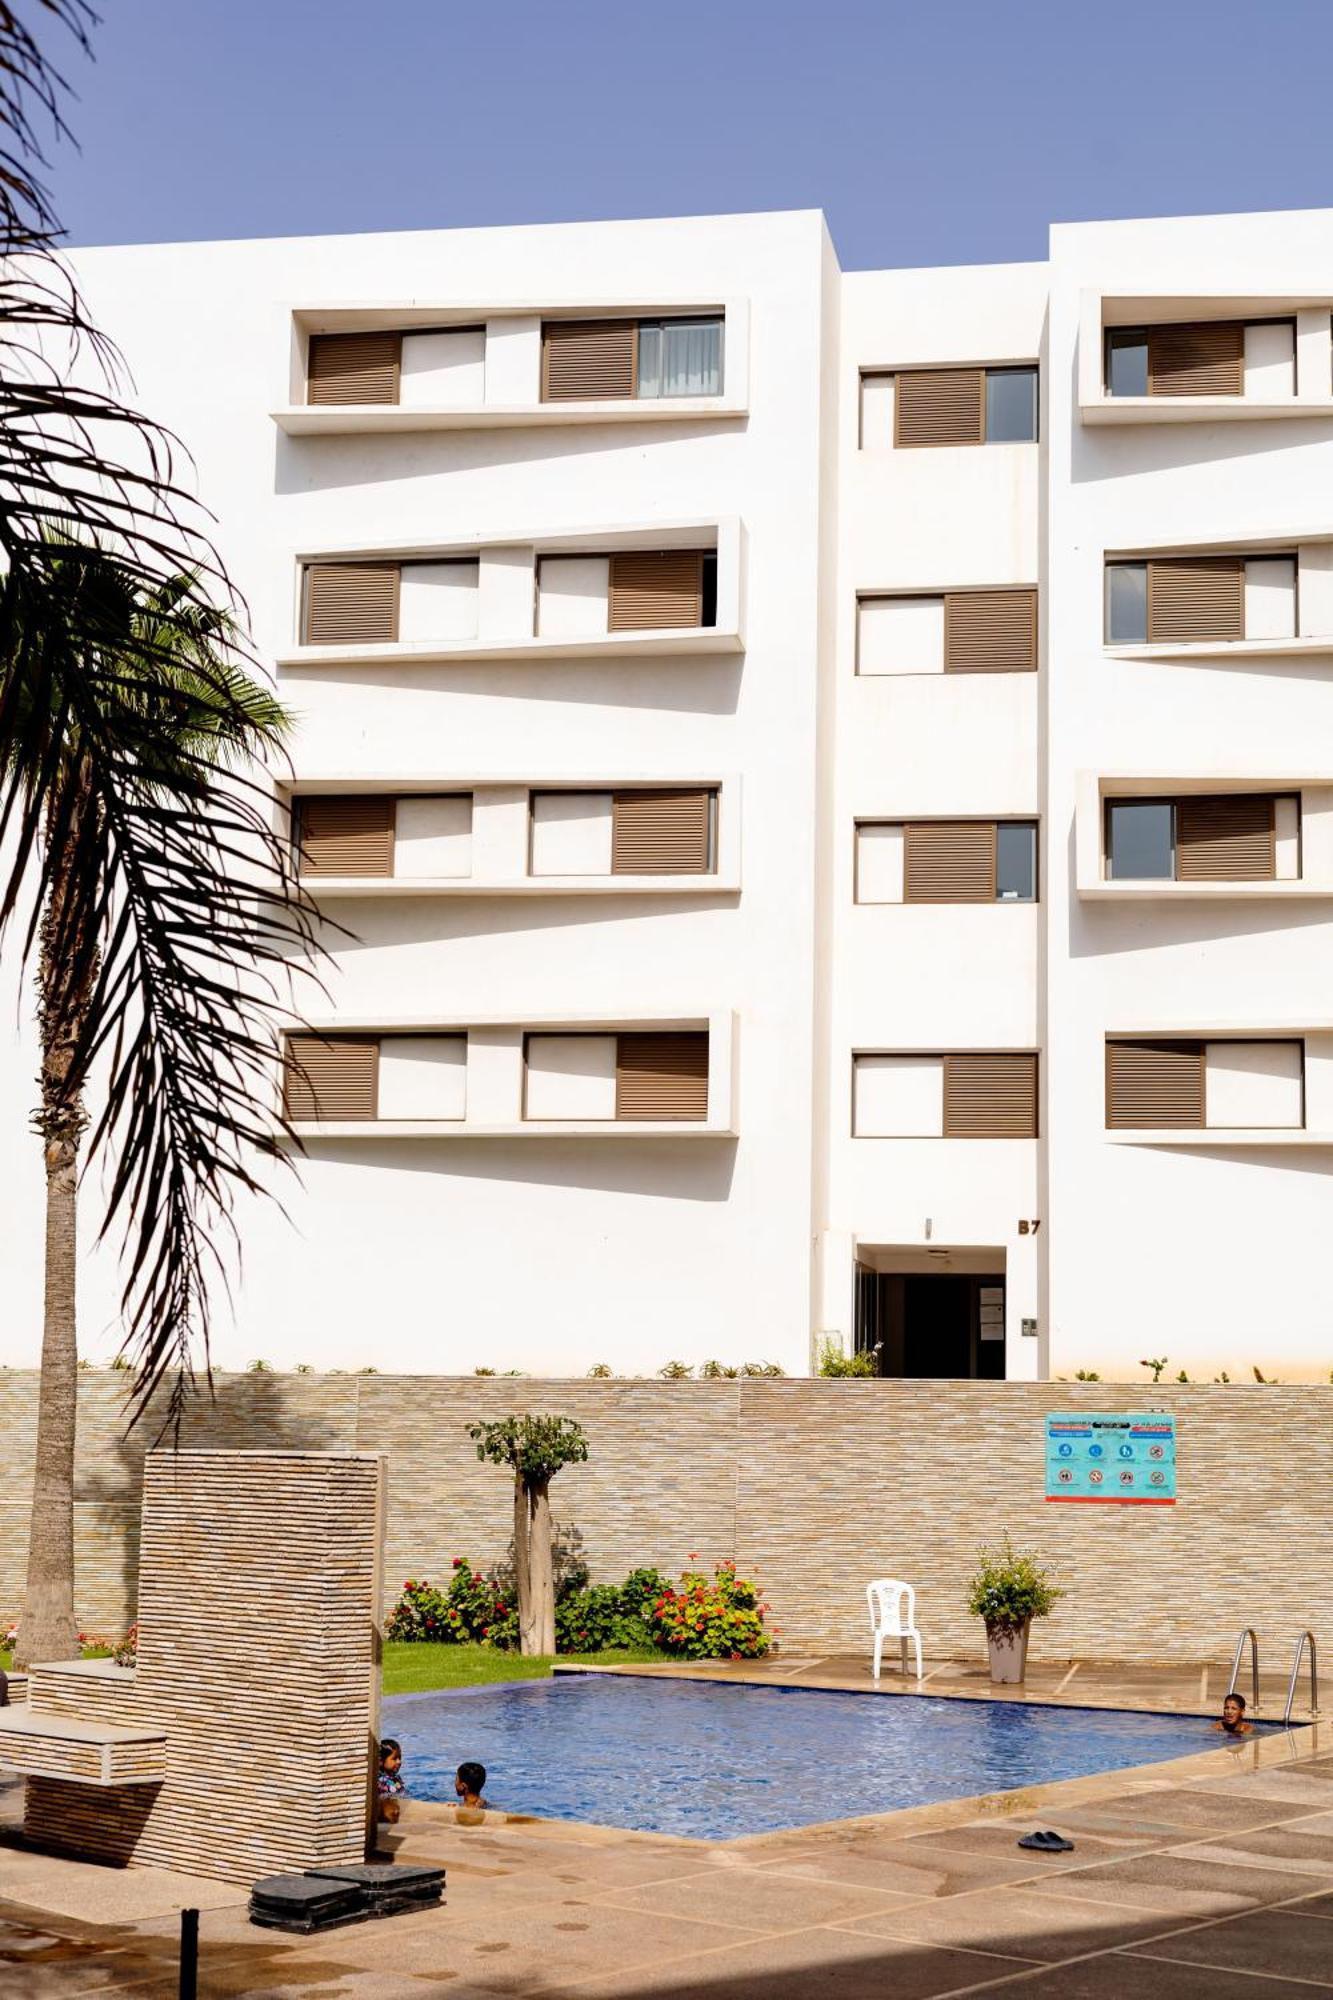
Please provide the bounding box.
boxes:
[1227,1627,1261,1712]
[1283,1630,1319,1725]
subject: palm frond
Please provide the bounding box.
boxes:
[0,4,327,1426]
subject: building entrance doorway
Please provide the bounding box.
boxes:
[854,1249,1007,1380]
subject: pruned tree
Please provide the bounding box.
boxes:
[467,1415,589,1655]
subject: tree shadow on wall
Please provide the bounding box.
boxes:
[75,1369,353,1639]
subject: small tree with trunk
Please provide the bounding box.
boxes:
[467,1415,588,1656]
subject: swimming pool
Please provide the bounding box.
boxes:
[384,1674,1255,1839]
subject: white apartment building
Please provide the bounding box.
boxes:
[4,204,1333,1382]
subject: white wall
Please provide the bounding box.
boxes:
[820,260,1047,1376]
[1047,206,1333,1380]
[3,210,834,1377]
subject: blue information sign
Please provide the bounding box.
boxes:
[1045,1412,1176,1505]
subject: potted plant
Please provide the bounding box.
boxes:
[966,1535,1063,1684]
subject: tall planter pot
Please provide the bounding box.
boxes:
[985,1617,1031,1684]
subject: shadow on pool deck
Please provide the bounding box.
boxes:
[0,1662,1328,1997]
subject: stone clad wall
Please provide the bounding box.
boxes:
[0,1374,1326,1665]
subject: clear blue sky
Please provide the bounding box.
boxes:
[37,0,1333,268]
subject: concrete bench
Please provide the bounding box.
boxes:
[0,1707,166,1786]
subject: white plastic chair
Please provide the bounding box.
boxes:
[867,1578,923,1681]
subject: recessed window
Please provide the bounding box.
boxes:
[637,319,723,398]
[996,823,1038,901]
[1107,801,1174,880]
[985,367,1039,443]
[1105,562,1148,645]
[1105,330,1149,398]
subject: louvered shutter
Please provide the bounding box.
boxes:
[944,590,1038,673]
[307,332,402,406]
[611,789,713,874]
[608,551,705,631]
[1147,558,1245,643]
[942,1053,1038,1137]
[1106,1040,1205,1129]
[303,563,400,645]
[615,1032,709,1120]
[1148,322,1244,398]
[541,320,637,401]
[893,369,985,447]
[296,796,395,878]
[1176,796,1275,881]
[283,1035,379,1121]
[903,822,996,902]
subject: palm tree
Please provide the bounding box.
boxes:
[0,8,324,1663]
[13,545,295,1666]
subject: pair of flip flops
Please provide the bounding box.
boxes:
[1018,1829,1075,1852]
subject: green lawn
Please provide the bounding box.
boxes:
[383,1640,659,1695]
[0,1640,657,1692]
[0,1644,112,1674]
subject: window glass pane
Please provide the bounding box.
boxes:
[636,323,663,399]
[1108,802,1174,880]
[701,554,718,628]
[1106,562,1148,644]
[1107,331,1148,397]
[985,366,1037,442]
[636,319,722,398]
[996,823,1037,901]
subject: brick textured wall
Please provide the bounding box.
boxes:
[0,1374,1326,1666]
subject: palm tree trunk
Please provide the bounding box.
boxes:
[528,1479,556,1657]
[15,794,93,1669]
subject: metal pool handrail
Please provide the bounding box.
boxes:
[1227,1627,1260,1711]
[1283,1631,1319,1725]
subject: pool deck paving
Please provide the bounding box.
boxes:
[0,1654,1330,1997]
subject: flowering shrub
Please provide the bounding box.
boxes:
[113,1623,138,1668]
[649,1559,769,1660]
[965,1535,1063,1632]
[386,1560,513,1645]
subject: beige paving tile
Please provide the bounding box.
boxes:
[553,1926,1038,1999]
[967,1958,1333,1999]
[315,1901,764,1993]
[882,1821,1159,1871]
[594,1864,923,1934]
[839,1885,1184,1961]
[1186,1826,1333,1877]
[1073,1785,1314,1831]
[0,1851,244,1924]
[1034,1851,1321,1915]
[1123,1907,1333,1986]
[749,1842,1048,1898]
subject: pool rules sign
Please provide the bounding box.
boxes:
[1045,1413,1177,1505]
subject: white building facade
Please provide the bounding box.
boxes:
[4,204,1333,1382]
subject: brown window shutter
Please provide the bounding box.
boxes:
[893,369,985,448]
[903,822,996,902]
[1147,322,1243,397]
[608,551,704,632]
[1106,1040,1205,1129]
[296,796,396,878]
[303,563,400,646]
[1146,558,1244,643]
[283,1035,379,1121]
[611,789,714,874]
[1175,795,1276,881]
[615,1032,709,1121]
[942,1053,1038,1137]
[541,320,637,401]
[944,589,1038,673]
[307,331,402,406]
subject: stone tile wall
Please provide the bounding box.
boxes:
[0,1374,1325,1666]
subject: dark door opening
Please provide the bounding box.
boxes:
[855,1267,1006,1380]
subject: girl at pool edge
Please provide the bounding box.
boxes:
[377,1737,406,1822]
[1214,1693,1253,1736]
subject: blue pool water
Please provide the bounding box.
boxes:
[384,1675,1252,1839]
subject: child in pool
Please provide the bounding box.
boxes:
[1213,1693,1254,1736]
[454,1760,490,1816]
[377,1737,407,1822]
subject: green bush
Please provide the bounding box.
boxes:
[965,1535,1063,1632]
[648,1559,769,1660]
[386,1559,670,1655]
[386,1560,512,1645]
[817,1336,877,1378]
